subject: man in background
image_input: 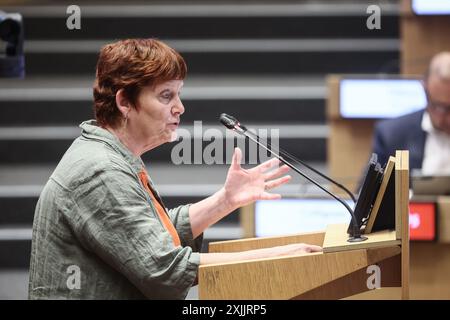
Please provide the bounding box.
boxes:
[372,52,450,175]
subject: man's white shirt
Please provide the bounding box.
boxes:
[421,111,450,175]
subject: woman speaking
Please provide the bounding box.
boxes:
[28,39,321,299]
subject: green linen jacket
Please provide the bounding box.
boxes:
[28,120,202,299]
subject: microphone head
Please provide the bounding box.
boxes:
[219,113,237,129]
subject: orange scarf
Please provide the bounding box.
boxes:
[138,169,181,247]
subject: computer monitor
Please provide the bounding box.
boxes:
[412,0,450,15]
[254,198,352,237]
[339,78,426,119]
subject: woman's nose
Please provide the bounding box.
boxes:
[173,96,185,115]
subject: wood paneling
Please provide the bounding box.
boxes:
[199,246,400,300]
[323,224,399,253]
[208,231,325,253]
[410,243,450,299]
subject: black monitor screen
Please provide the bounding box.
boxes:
[348,154,384,234]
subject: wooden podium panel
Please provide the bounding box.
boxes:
[198,246,400,300]
[199,151,409,300]
[208,232,324,253]
[323,224,399,253]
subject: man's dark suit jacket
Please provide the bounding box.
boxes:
[372,109,427,171]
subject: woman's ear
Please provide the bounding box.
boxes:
[115,89,132,118]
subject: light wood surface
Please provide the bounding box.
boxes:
[395,151,402,240]
[398,151,410,299]
[410,243,450,299]
[326,74,341,120]
[395,151,410,241]
[198,246,400,300]
[240,203,255,238]
[437,196,450,243]
[297,253,401,299]
[208,232,325,253]
[344,287,402,300]
[322,224,400,253]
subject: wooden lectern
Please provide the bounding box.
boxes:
[198,151,410,300]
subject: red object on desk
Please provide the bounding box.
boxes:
[409,202,436,241]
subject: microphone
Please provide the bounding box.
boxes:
[220,113,367,242]
[220,113,247,132]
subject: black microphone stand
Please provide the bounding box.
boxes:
[221,114,356,203]
[245,129,357,203]
[222,115,367,242]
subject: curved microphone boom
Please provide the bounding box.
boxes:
[247,129,356,203]
[219,113,367,242]
[219,113,355,201]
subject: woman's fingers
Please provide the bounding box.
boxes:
[264,164,290,181]
[231,147,242,170]
[264,175,292,191]
[304,245,323,253]
[256,157,280,173]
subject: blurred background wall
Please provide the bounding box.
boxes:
[1,0,448,299]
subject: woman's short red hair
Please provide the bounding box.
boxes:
[93,38,187,128]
